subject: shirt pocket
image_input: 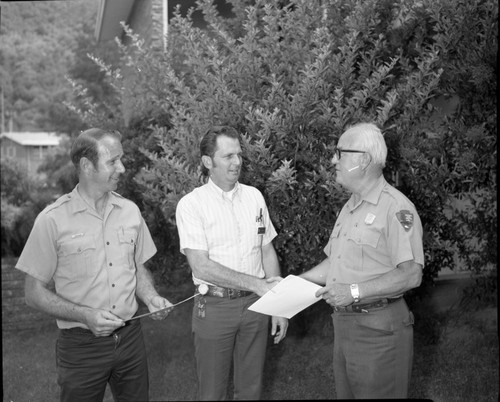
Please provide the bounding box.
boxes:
[348,228,381,248]
[346,227,381,271]
[118,229,137,268]
[58,236,97,278]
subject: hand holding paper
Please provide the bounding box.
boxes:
[248,275,322,319]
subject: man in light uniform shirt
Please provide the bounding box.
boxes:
[301,122,424,399]
[16,128,172,401]
[176,125,288,400]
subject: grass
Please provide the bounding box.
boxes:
[2,283,498,401]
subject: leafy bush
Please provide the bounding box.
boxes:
[1,158,58,256]
[75,0,496,293]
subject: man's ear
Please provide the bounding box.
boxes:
[80,157,93,174]
[201,155,212,171]
[361,152,372,169]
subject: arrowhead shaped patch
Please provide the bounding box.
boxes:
[396,210,413,231]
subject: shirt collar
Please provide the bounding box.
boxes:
[364,175,386,205]
[207,178,241,201]
[69,185,124,214]
[348,175,386,209]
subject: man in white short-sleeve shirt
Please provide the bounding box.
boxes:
[176,125,288,400]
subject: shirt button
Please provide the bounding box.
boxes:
[112,284,115,287]
[109,263,113,267]
[130,239,134,243]
[106,241,110,245]
[112,305,116,309]
[77,248,82,252]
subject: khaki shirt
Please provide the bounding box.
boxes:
[324,176,424,286]
[176,179,277,285]
[16,186,157,329]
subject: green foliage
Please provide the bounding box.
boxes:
[75,0,496,291]
[37,136,78,194]
[1,158,56,256]
[0,0,100,132]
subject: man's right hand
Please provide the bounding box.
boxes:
[255,276,283,297]
[85,309,124,337]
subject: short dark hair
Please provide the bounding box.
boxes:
[70,128,122,173]
[199,126,240,177]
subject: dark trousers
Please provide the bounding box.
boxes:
[56,320,149,402]
[192,294,269,400]
[331,298,414,399]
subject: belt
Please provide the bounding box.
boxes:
[333,297,402,313]
[61,314,139,335]
[205,285,254,299]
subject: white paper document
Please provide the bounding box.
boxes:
[248,275,322,319]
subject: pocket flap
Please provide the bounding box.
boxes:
[59,236,96,255]
[118,230,137,245]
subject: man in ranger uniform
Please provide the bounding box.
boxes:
[16,128,172,402]
[301,122,424,399]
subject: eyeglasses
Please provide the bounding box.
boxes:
[332,146,366,160]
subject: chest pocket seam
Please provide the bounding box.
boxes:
[348,229,381,248]
[59,237,96,255]
[118,229,137,268]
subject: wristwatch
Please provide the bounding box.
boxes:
[350,283,360,303]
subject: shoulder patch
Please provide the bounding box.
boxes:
[396,210,413,231]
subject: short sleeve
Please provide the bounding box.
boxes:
[387,203,425,268]
[176,195,209,254]
[15,213,58,283]
[134,214,157,265]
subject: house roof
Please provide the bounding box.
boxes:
[0,132,63,146]
[95,0,135,42]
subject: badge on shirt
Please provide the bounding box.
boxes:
[364,213,376,225]
[256,208,265,235]
[396,210,414,231]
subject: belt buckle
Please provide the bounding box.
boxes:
[227,288,235,299]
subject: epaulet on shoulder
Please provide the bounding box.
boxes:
[44,193,72,213]
[382,183,412,208]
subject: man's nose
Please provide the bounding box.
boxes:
[117,160,126,173]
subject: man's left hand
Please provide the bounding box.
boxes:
[147,295,173,320]
[271,316,288,344]
[316,283,353,307]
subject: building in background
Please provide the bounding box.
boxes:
[0,132,64,175]
[94,0,232,125]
